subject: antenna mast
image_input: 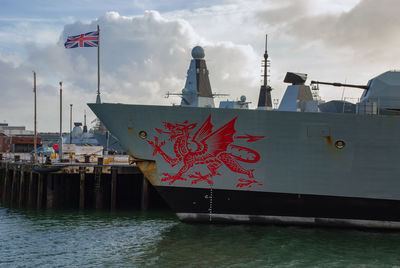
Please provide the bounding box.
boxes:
[263,34,268,87]
[257,34,272,110]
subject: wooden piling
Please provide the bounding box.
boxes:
[79,167,85,210]
[37,173,44,209]
[10,167,18,206]
[0,165,3,201]
[94,166,103,209]
[111,167,117,211]
[2,165,9,205]
[46,174,54,209]
[27,172,35,208]
[55,175,64,208]
[64,174,72,208]
[18,170,25,208]
[141,175,149,211]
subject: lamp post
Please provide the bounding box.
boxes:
[59,82,63,161]
[70,104,73,144]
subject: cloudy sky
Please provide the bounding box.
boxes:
[1,0,398,131]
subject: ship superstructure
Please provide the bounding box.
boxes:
[179,46,214,108]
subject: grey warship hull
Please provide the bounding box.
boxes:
[89,103,400,229]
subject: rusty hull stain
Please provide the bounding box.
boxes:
[126,149,135,164]
[325,136,333,146]
[137,160,161,186]
[127,117,136,134]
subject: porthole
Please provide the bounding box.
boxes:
[335,140,345,149]
[139,131,147,139]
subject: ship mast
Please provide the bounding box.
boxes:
[257,34,272,110]
[83,110,88,133]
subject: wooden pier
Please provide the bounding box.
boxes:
[0,158,168,211]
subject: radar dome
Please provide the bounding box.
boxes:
[240,95,246,102]
[192,46,205,59]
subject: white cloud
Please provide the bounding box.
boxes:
[0,10,259,131]
[252,0,400,100]
[0,21,62,49]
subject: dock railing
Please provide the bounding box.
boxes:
[0,152,130,165]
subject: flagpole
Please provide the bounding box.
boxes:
[97,24,101,104]
[33,71,37,164]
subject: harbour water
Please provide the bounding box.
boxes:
[1,207,400,267]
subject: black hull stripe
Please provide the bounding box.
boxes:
[155,186,400,227]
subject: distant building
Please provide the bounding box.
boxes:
[0,135,41,153]
[0,133,9,152]
[0,123,40,152]
[0,123,33,136]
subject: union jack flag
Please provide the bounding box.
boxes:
[64,30,99,48]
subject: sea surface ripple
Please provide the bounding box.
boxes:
[1,207,400,267]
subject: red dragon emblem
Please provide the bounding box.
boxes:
[146,115,264,188]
